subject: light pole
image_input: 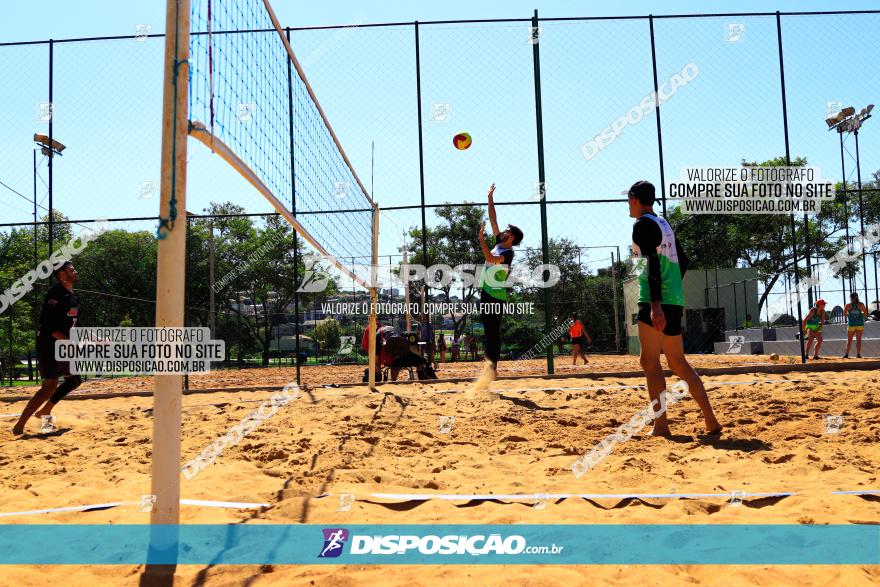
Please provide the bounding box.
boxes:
[33,133,66,255]
[826,105,873,303]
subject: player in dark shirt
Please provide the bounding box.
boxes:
[12,261,83,435]
[628,180,721,436]
[471,183,523,394]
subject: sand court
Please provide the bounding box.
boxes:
[2,362,878,585]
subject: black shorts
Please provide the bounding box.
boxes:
[37,338,70,380]
[571,335,587,346]
[390,351,427,370]
[382,336,411,360]
[637,303,684,336]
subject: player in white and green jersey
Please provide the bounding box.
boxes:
[628,180,721,437]
[470,183,523,394]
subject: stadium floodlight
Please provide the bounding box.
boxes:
[826,106,856,131]
[826,104,873,304]
[33,133,65,156]
[832,104,873,134]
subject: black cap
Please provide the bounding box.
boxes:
[627,180,656,205]
[53,260,73,278]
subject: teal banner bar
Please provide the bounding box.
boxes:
[0,525,877,565]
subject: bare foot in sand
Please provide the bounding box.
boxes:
[651,425,671,437]
[11,425,24,436]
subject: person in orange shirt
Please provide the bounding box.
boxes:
[568,312,591,366]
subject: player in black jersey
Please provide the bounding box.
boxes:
[12,261,83,435]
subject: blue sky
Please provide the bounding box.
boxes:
[1,1,879,302]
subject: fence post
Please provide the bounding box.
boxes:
[48,38,54,255]
[414,21,429,305]
[531,10,554,375]
[732,282,739,331]
[648,15,667,217]
[611,252,621,352]
[775,12,806,363]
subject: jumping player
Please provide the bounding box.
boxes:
[471,183,523,393]
[12,261,83,436]
[802,299,827,360]
[843,293,868,359]
[569,312,591,365]
[628,180,721,436]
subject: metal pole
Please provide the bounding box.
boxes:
[404,248,412,332]
[286,27,301,386]
[532,9,554,375]
[714,266,720,308]
[414,21,429,305]
[776,12,806,362]
[32,150,38,266]
[48,39,54,256]
[785,271,793,320]
[208,219,216,337]
[8,295,13,387]
[732,282,739,331]
[704,268,709,308]
[855,128,869,303]
[742,279,749,326]
[367,209,379,390]
[874,250,879,304]
[838,129,850,304]
[648,15,667,217]
[32,149,39,381]
[839,131,850,302]
[610,251,621,352]
[803,208,812,307]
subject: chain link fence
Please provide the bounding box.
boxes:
[2,10,879,386]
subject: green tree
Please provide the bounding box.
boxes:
[406,203,486,338]
[196,203,339,365]
[314,318,341,358]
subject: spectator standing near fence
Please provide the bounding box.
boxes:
[419,314,436,368]
[451,336,461,362]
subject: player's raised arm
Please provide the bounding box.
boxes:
[478,221,504,264]
[487,183,500,236]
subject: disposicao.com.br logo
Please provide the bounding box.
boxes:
[318,528,563,558]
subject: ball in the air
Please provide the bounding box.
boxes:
[453,132,472,150]
[770,352,780,361]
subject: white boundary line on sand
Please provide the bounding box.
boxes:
[424,378,818,396]
[331,489,879,502]
[5,489,877,518]
[0,499,268,518]
[0,376,837,419]
[361,491,795,501]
